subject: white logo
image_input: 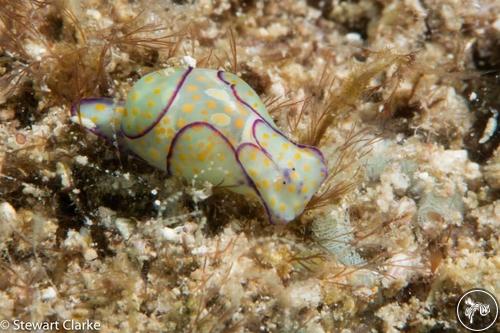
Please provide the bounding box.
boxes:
[456,289,498,331]
[464,297,491,324]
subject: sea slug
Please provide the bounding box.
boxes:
[72,67,327,222]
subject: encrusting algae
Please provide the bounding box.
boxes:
[0,0,499,332]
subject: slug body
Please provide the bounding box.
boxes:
[72,67,327,222]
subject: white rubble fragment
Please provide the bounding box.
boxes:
[56,162,72,189]
[0,202,17,241]
[191,245,209,255]
[181,56,197,68]
[345,32,363,44]
[493,18,500,32]
[83,248,98,261]
[25,41,47,61]
[0,202,17,224]
[181,233,195,246]
[381,163,410,193]
[266,23,289,37]
[189,182,213,202]
[270,81,285,97]
[75,155,88,165]
[382,253,422,288]
[86,9,102,20]
[41,287,57,301]
[160,227,180,243]
[479,109,498,144]
[430,150,480,179]
[115,217,133,240]
[285,280,322,309]
[63,230,87,250]
[22,183,45,197]
[257,27,269,37]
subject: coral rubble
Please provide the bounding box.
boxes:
[0,0,498,332]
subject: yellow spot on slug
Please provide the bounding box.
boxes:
[132,108,139,116]
[91,116,98,124]
[193,94,201,101]
[270,197,276,208]
[303,164,311,172]
[274,182,283,192]
[150,148,160,160]
[294,153,301,160]
[196,75,207,82]
[182,103,194,113]
[177,118,187,128]
[207,100,217,109]
[282,143,289,150]
[186,84,197,92]
[263,133,270,139]
[144,111,153,119]
[210,113,231,127]
[144,75,155,83]
[153,87,162,94]
[162,116,170,125]
[95,103,107,111]
[279,203,286,212]
[197,152,207,162]
[155,126,166,135]
[147,100,155,108]
[235,118,244,129]
[248,169,257,177]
